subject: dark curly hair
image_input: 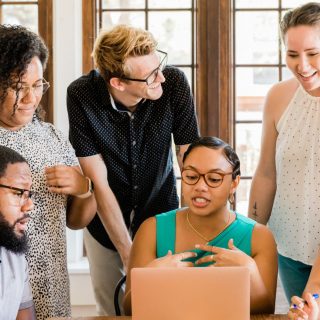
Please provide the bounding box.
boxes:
[182,136,241,180]
[0,24,48,118]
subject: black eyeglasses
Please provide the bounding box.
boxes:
[0,183,33,205]
[120,50,168,86]
[181,169,233,188]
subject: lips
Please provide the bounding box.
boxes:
[192,197,210,208]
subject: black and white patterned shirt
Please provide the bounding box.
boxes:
[67,66,199,250]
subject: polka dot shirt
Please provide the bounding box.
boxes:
[269,85,320,265]
[67,66,199,249]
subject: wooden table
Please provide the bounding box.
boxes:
[48,315,288,319]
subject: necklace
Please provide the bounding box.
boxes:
[186,210,231,243]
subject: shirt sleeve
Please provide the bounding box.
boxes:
[167,67,200,145]
[19,259,34,310]
[66,79,100,157]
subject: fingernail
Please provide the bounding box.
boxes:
[195,244,200,248]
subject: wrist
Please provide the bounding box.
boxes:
[76,177,94,199]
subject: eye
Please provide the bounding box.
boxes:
[308,52,319,57]
[207,173,223,184]
[13,190,24,198]
[287,53,298,58]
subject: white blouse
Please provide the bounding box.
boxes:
[269,86,320,265]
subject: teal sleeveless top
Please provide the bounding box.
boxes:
[156,209,256,267]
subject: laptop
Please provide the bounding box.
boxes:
[131,266,250,320]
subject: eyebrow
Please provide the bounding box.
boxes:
[184,165,228,173]
[287,48,320,53]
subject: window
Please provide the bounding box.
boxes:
[233,0,312,213]
[0,0,53,122]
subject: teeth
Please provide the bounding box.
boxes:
[194,197,207,203]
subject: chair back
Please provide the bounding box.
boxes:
[114,274,127,316]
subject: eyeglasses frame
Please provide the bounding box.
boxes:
[0,183,33,204]
[181,168,234,188]
[9,78,50,99]
[119,50,168,86]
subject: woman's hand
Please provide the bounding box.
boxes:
[288,293,319,320]
[146,250,197,268]
[195,239,255,270]
[45,165,88,196]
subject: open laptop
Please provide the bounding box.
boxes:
[131,266,250,320]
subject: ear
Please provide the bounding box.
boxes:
[230,175,240,194]
[109,77,126,92]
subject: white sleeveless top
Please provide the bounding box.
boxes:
[268,85,320,265]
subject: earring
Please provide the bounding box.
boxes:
[228,193,235,205]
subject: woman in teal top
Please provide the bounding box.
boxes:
[124,137,278,315]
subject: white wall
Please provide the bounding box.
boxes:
[52,0,96,312]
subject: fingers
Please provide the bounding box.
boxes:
[175,251,197,261]
[228,238,237,250]
[195,254,215,266]
[195,243,222,254]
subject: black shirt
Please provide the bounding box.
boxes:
[67,66,199,250]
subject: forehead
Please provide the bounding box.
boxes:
[125,52,159,77]
[285,25,320,49]
[0,162,32,185]
[184,147,233,171]
[19,56,43,83]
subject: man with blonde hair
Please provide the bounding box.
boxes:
[67,24,199,315]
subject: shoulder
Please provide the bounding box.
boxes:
[67,70,103,93]
[36,119,68,141]
[133,217,156,243]
[265,78,299,117]
[251,223,277,255]
[163,66,188,85]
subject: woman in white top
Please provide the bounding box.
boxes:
[248,2,320,318]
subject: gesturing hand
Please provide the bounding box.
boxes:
[146,250,197,268]
[45,165,88,196]
[195,239,255,269]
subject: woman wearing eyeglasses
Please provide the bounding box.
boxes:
[0,25,96,320]
[123,136,278,315]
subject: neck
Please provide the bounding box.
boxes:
[109,87,142,112]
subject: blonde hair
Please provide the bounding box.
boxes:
[92,24,157,82]
[280,2,320,40]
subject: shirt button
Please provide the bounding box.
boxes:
[132,141,136,146]
[134,205,138,209]
[133,185,138,190]
[133,164,137,169]
[131,115,135,120]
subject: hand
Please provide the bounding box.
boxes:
[288,293,319,320]
[195,239,255,269]
[45,165,88,196]
[146,250,197,268]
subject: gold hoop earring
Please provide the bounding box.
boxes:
[228,193,235,205]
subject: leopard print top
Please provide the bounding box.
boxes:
[0,116,78,319]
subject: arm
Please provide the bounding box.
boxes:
[195,224,277,314]
[123,217,196,315]
[78,154,132,270]
[45,165,97,229]
[248,89,278,224]
[176,144,190,207]
[16,305,36,320]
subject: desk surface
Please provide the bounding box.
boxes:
[49,315,287,319]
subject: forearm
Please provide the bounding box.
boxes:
[95,186,132,266]
[248,173,276,224]
[249,264,275,314]
[66,195,97,229]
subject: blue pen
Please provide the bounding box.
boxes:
[293,293,319,308]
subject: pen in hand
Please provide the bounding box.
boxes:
[293,293,319,309]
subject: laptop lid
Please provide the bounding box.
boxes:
[131,266,250,320]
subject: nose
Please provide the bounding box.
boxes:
[195,175,209,191]
[156,69,165,83]
[298,55,311,73]
[21,197,34,212]
[20,87,37,104]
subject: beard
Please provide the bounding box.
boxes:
[0,212,29,254]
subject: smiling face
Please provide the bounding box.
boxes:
[182,146,239,217]
[285,25,320,97]
[0,162,33,253]
[122,51,166,100]
[0,56,44,131]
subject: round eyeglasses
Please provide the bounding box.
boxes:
[0,183,33,206]
[181,169,233,188]
[10,79,50,100]
[120,50,168,86]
